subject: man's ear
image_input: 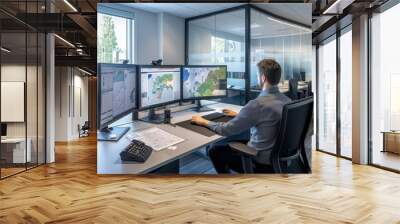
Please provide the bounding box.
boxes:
[261,74,266,83]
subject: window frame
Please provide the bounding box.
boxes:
[97,5,135,64]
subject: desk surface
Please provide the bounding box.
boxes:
[97,101,243,174]
[1,138,29,143]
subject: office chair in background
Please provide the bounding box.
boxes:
[288,78,299,100]
[78,121,90,138]
[228,97,313,174]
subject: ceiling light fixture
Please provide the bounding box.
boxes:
[322,0,354,15]
[267,17,311,32]
[54,34,75,48]
[1,47,11,53]
[78,67,92,76]
[63,0,78,12]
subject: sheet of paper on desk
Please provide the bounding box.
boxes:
[126,127,184,151]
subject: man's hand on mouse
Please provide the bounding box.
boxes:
[222,109,237,117]
[191,115,209,126]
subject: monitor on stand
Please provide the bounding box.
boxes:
[138,66,181,124]
[97,63,138,141]
[182,65,227,112]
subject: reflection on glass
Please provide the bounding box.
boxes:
[27,32,38,169]
[340,28,352,158]
[1,31,28,177]
[371,4,400,171]
[317,37,337,154]
[188,9,246,105]
[250,9,312,93]
[38,33,46,165]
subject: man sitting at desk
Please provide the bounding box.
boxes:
[191,59,291,173]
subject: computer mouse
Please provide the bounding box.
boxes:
[109,134,117,139]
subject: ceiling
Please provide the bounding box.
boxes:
[123,3,311,39]
[122,3,311,27]
[252,3,311,26]
[122,3,245,18]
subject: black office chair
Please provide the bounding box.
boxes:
[307,81,313,97]
[288,78,299,100]
[78,121,90,138]
[228,97,313,174]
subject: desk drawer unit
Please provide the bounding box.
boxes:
[0,140,32,165]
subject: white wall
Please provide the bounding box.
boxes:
[158,13,185,65]
[54,67,89,141]
[134,9,160,64]
[102,4,186,65]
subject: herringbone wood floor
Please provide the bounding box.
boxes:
[1,135,400,223]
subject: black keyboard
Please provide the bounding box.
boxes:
[120,139,153,163]
[202,112,225,121]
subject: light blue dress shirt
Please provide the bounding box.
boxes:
[207,85,291,151]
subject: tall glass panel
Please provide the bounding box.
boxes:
[27,30,38,169]
[97,13,133,64]
[317,36,337,154]
[250,9,312,99]
[371,3,400,171]
[38,33,46,165]
[1,30,28,177]
[0,1,46,179]
[187,9,246,105]
[339,26,352,158]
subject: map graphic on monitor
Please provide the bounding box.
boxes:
[140,67,181,108]
[182,66,227,99]
[99,65,137,127]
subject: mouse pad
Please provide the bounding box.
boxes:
[176,116,232,137]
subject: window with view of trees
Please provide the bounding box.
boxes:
[97,13,134,64]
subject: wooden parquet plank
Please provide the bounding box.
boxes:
[1,135,400,223]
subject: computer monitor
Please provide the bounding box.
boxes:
[1,123,7,138]
[182,65,227,112]
[97,63,138,141]
[138,65,181,123]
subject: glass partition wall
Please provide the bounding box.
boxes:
[317,35,337,155]
[370,3,400,171]
[186,5,312,105]
[187,8,246,105]
[315,25,352,159]
[0,3,46,179]
[250,8,312,99]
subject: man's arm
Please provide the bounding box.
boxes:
[206,100,260,136]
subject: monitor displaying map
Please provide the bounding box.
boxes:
[182,66,227,99]
[139,66,181,108]
[99,64,137,129]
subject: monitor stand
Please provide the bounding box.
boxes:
[140,108,165,124]
[98,126,130,141]
[192,100,215,112]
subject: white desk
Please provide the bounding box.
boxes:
[97,101,242,174]
[1,138,31,163]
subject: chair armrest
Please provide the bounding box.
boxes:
[228,142,258,156]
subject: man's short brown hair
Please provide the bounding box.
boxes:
[257,59,282,86]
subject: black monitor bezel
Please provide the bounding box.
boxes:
[181,65,228,101]
[137,65,183,110]
[97,63,139,130]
